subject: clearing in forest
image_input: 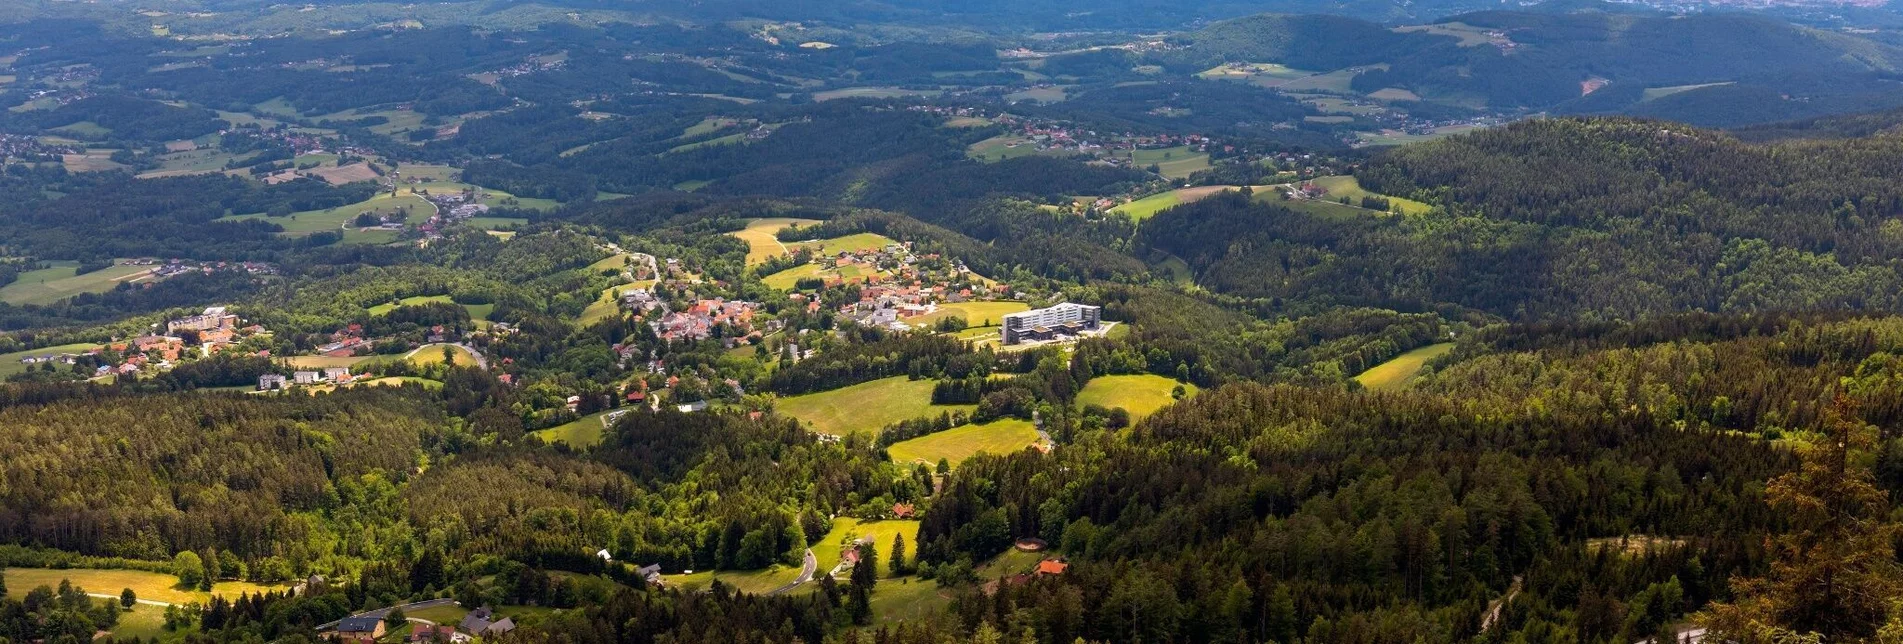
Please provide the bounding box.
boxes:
[1075,374,1198,422]
[885,418,1040,467]
[1353,342,1455,391]
[731,218,821,265]
[778,376,975,437]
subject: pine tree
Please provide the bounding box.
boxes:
[889,534,908,576]
[1701,395,1903,642]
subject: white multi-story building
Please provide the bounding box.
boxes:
[1001,302,1102,345]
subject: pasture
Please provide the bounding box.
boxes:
[221,191,430,241]
[731,217,821,265]
[533,410,615,448]
[777,376,975,437]
[1353,342,1455,391]
[408,343,481,367]
[1307,176,1433,215]
[1076,374,1197,422]
[1110,185,1236,221]
[1642,82,1735,102]
[910,301,1028,329]
[1118,146,1210,179]
[789,232,897,256]
[813,87,943,102]
[885,418,1040,468]
[366,294,453,315]
[3,568,288,606]
[62,151,127,173]
[0,261,150,306]
[0,342,103,378]
[813,518,920,580]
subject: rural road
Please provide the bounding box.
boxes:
[315,597,457,630]
[82,593,170,608]
[765,549,817,596]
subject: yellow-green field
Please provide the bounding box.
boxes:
[0,261,150,306]
[533,410,614,448]
[366,294,453,315]
[885,418,1040,467]
[404,603,471,624]
[223,192,427,236]
[1308,176,1433,215]
[910,301,1028,329]
[3,568,289,605]
[1109,185,1238,221]
[777,376,975,437]
[731,218,821,265]
[112,603,169,639]
[1353,342,1455,391]
[762,263,876,290]
[282,355,369,370]
[813,518,920,580]
[789,232,897,256]
[0,342,103,377]
[409,343,481,367]
[1075,374,1197,422]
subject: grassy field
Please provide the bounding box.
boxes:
[0,342,103,378]
[1076,374,1197,422]
[663,565,801,595]
[1308,176,1433,215]
[62,151,127,173]
[409,343,480,367]
[366,294,453,315]
[1642,81,1736,102]
[1119,146,1210,179]
[1353,342,1455,391]
[885,418,1040,467]
[732,217,821,265]
[778,376,975,437]
[1277,66,1373,93]
[112,604,169,639]
[1109,185,1236,221]
[283,355,369,370]
[910,301,1028,329]
[1252,187,1384,220]
[404,603,470,625]
[533,410,614,448]
[1003,86,1068,103]
[0,261,149,306]
[763,262,877,290]
[812,87,944,102]
[813,519,921,580]
[3,568,288,605]
[968,135,1068,162]
[788,232,897,256]
[222,191,428,237]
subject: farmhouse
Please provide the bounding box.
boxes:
[1001,303,1102,345]
[328,616,385,642]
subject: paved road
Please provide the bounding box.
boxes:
[315,598,460,628]
[766,549,817,596]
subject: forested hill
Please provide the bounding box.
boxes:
[1170,11,1903,125]
[1141,118,1903,321]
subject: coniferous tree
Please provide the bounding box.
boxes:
[1702,395,1903,642]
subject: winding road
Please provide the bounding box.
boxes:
[765,549,817,596]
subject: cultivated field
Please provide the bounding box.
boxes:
[3,568,288,606]
[0,261,150,306]
[1353,342,1455,391]
[1075,374,1197,422]
[885,418,1040,467]
[282,355,370,370]
[778,376,975,437]
[731,217,821,265]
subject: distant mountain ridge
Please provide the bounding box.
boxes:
[1166,10,1903,125]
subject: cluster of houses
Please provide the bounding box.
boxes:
[652,298,759,343]
[14,306,272,379]
[327,606,516,643]
[805,244,1009,331]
